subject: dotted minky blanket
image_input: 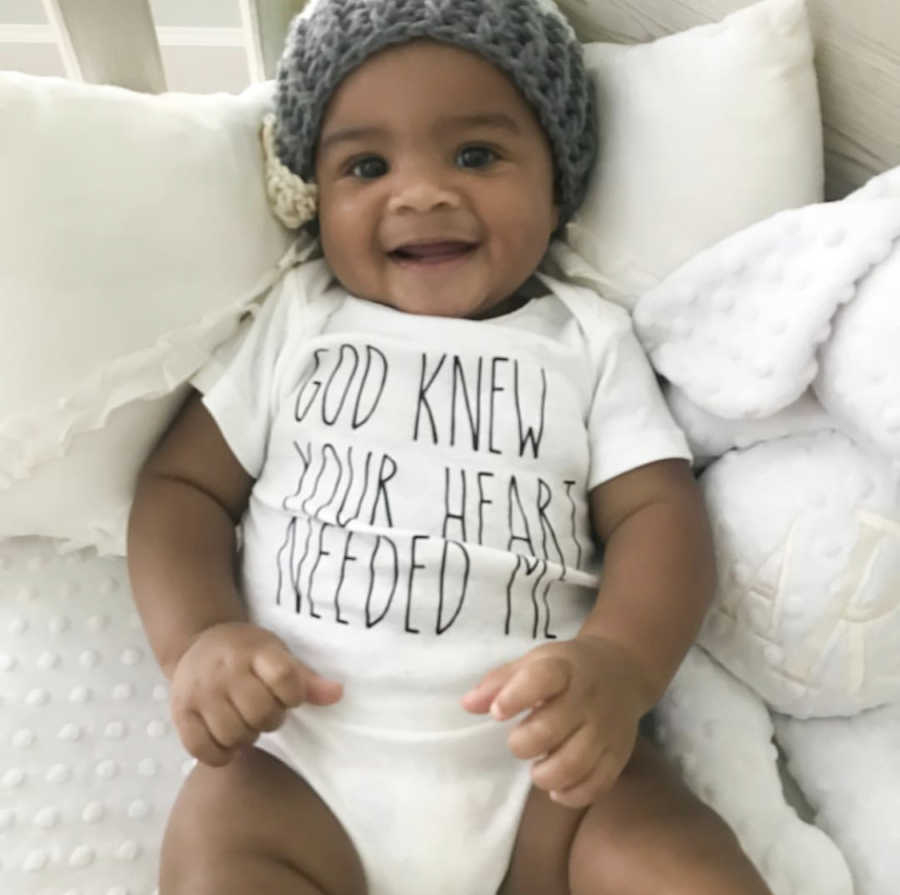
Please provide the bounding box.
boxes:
[0,536,188,895]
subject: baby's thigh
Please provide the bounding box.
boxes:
[569,738,771,894]
[160,746,367,895]
[502,738,771,895]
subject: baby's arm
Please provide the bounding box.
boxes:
[582,456,715,708]
[128,391,253,676]
[127,392,341,765]
[463,457,715,805]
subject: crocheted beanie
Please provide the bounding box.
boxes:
[267,0,596,228]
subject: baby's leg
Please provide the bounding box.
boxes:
[501,737,772,895]
[160,746,367,895]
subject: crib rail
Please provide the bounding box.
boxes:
[239,0,306,83]
[41,0,307,93]
[42,0,165,92]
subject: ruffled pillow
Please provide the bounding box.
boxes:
[0,73,296,553]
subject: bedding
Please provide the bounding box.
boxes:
[0,537,183,893]
[0,74,295,554]
[556,0,823,309]
[0,0,880,891]
[632,165,900,895]
[633,165,900,713]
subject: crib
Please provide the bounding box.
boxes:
[1,1,899,893]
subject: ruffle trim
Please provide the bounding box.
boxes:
[0,236,316,490]
[50,508,131,557]
[261,113,318,229]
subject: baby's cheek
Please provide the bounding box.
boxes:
[318,219,368,286]
[499,218,553,277]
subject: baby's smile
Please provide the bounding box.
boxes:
[387,239,479,265]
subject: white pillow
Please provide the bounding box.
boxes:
[551,0,824,309]
[0,73,295,553]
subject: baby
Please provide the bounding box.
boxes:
[127,1,774,893]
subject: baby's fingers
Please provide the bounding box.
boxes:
[546,748,627,808]
[530,724,600,799]
[506,697,579,760]
[491,657,570,721]
[461,661,518,714]
[176,709,237,767]
[228,673,286,732]
[202,698,257,755]
[251,643,343,708]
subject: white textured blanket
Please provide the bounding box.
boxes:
[634,167,900,456]
[0,537,184,894]
[631,167,900,895]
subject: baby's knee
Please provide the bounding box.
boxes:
[159,749,367,895]
[159,761,245,892]
[570,800,766,895]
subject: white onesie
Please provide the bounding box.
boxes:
[198,258,690,895]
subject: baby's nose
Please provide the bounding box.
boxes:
[387,170,461,213]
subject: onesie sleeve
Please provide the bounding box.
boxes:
[189,313,255,396]
[586,310,691,490]
[196,273,297,478]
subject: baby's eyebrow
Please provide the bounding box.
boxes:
[440,113,521,134]
[319,125,389,153]
[319,113,522,153]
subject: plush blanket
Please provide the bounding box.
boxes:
[635,167,900,455]
[630,167,900,895]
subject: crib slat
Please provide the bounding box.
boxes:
[41,0,165,93]
[239,0,308,82]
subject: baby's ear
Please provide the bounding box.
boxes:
[633,199,900,421]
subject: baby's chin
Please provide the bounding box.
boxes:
[338,285,489,319]
[327,265,525,319]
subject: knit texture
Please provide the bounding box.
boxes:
[273,0,596,226]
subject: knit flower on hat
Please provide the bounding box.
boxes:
[261,113,318,229]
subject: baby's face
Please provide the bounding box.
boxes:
[314,41,559,319]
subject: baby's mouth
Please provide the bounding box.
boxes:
[389,241,477,264]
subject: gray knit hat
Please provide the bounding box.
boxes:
[266,0,596,228]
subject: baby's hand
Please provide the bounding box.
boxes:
[461,636,651,808]
[169,621,342,766]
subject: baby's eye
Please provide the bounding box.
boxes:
[456,145,497,169]
[350,156,388,179]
